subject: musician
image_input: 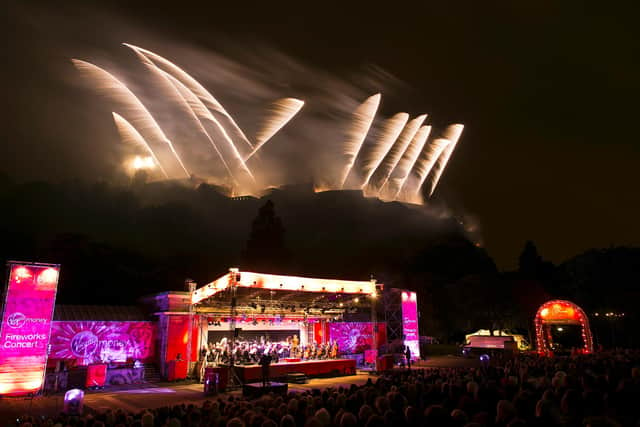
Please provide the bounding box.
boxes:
[291,334,300,356]
[317,344,325,359]
[330,340,338,359]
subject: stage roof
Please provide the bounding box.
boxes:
[191,270,378,305]
[191,270,379,318]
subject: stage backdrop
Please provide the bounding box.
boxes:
[329,322,386,354]
[49,321,156,365]
[0,263,60,396]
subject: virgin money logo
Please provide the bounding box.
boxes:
[6,312,46,329]
[7,312,26,328]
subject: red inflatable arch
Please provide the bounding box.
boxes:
[534,300,593,354]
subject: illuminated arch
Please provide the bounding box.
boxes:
[534,299,593,354]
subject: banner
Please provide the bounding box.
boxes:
[49,321,156,365]
[329,322,386,354]
[0,262,60,395]
[401,291,420,360]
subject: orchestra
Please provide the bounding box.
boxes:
[199,336,340,367]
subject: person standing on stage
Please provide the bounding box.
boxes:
[292,334,300,357]
[199,345,209,383]
[405,345,412,370]
[259,352,272,386]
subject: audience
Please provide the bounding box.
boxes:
[12,350,640,427]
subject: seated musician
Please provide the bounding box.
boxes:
[309,342,316,359]
[316,344,324,359]
[331,340,339,359]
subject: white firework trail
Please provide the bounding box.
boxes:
[111,112,169,178]
[123,45,255,186]
[371,114,426,194]
[427,124,464,196]
[163,71,238,185]
[125,46,239,184]
[71,59,190,178]
[163,71,256,185]
[127,49,238,181]
[359,112,409,189]
[385,124,432,199]
[245,98,305,161]
[338,93,381,189]
[399,138,450,204]
[123,43,254,152]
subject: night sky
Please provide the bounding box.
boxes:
[4,1,639,269]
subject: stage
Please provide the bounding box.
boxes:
[233,358,356,383]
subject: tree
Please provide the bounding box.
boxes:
[519,240,555,280]
[242,200,290,273]
[519,240,541,275]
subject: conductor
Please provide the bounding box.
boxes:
[259,352,272,386]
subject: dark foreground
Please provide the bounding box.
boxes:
[2,351,639,426]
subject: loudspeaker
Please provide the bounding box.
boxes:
[234,328,242,338]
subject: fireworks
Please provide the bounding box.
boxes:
[112,113,168,178]
[247,98,305,161]
[359,112,409,189]
[132,155,155,170]
[400,138,450,204]
[368,115,427,196]
[339,93,381,189]
[75,45,463,203]
[427,124,464,196]
[385,125,432,200]
[71,59,190,178]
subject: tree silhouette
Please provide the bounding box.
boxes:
[519,240,555,281]
[519,240,541,275]
[242,200,290,273]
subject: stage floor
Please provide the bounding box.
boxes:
[233,358,356,383]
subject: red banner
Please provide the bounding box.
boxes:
[0,263,60,395]
[49,321,156,366]
[401,291,420,360]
